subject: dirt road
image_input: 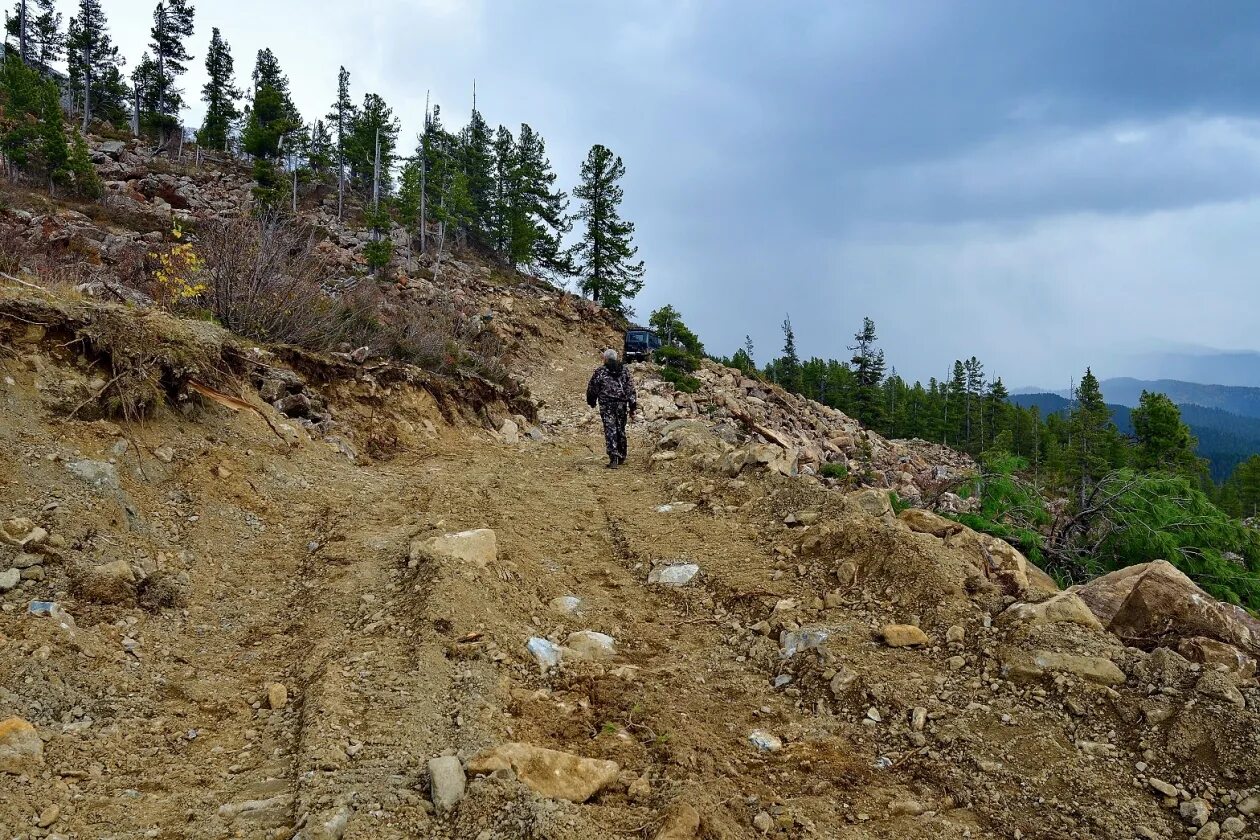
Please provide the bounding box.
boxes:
[0,331,1232,840]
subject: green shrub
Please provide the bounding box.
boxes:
[888,491,911,515]
[661,366,700,393]
[819,462,848,480]
[655,345,699,372]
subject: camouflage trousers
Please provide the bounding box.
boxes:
[599,400,629,461]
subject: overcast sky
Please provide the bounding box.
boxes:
[59,0,1260,387]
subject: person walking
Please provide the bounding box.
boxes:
[586,348,637,468]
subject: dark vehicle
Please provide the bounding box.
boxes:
[623,329,663,361]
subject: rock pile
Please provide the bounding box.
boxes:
[640,359,974,505]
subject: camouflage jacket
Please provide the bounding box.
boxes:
[586,361,637,407]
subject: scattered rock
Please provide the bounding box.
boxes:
[1195,671,1246,709]
[1222,816,1246,835]
[648,563,700,586]
[881,624,929,648]
[218,796,293,827]
[1149,778,1179,798]
[466,743,619,802]
[780,627,830,659]
[428,755,466,814]
[549,595,582,614]
[1197,822,1221,840]
[66,459,120,491]
[653,804,701,840]
[37,803,59,827]
[748,730,782,752]
[1182,799,1212,828]
[0,717,43,774]
[0,568,18,591]
[1004,650,1127,686]
[526,637,565,669]
[565,630,616,660]
[998,592,1103,629]
[266,682,289,710]
[499,419,520,445]
[851,489,892,518]
[409,528,498,569]
[1238,795,1260,816]
[829,666,859,697]
[753,811,774,833]
[889,799,928,816]
[898,508,964,538]
[1178,636,1257,679]
[73,559,137,604]
[627,773,651,802]
[945,624,965,643]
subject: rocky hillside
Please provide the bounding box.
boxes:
[1,141,1260,840]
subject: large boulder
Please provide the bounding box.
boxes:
[466,743,620,802]
[998,591,1103,629]
[898,508,964,538]
[0,717,43,774]
[409,529,498,570]
[1075,560,1260,656]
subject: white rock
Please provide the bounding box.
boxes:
[779,627,830,659]
[648,564,699,586]
[549,596,582,614]
[565,630,616,660]
[526,637,564,669]
[0,568,19,591]
[428,755,465,814]
[748,730,782,752]
[409,529,497,569]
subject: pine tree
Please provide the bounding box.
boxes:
[242,49,299,159]
[775,315,801,392]
[1131,390,1201,477]
[461,107,495,242]
[196,27,239,151]
[346,92,398,195]
[242,49,301,209]
[849,316,886,426]
[325,67,355,219]
[489,124,515,255]
[66,0,128,129]
[945,361,967,446]
[984,377,1011,451]
[418,105,470,251]
[142,0,195,136]
[1066,368,1122,506]
[0,54,96,196]
[6,0,61,66]
[396,156,424,257]
[964,356,985,450]
[571,144,643,312]
[515,124,571,274]
[308,119,334,175]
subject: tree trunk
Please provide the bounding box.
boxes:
[81,46,92,133]
[18,0,27,64]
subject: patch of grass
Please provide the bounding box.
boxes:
[819,462,849,480]
[889,491,911,515]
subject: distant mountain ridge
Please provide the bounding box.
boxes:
[1016,378,1260,418]
[1011,390,1260,482]
[1100,378,1260,418]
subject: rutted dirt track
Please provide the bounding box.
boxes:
[4,323,1260,840]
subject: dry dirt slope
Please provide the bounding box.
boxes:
[1,293,1260,840]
